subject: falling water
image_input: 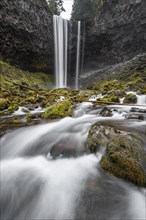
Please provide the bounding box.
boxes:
[137,94,146,105]
[53,15,68,88]
[81,22,86,75]
[75,21,81,90]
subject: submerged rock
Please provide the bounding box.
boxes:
[87,122,146,187]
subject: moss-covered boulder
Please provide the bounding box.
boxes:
[0,98,9,110]
[72,90,95,103]
[123,93,137,104]
[87,122,146,187]
[42,100,73,119]
[97,95,120,104]
[8,104,19,113]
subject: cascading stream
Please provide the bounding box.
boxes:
[0,102,146,220]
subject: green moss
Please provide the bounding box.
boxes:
[42,100,73,119]
[8,104,19,113]
[97,95,119,104]
[0,60,53,90]
[101,155,146,186]
[87,123,146,187]
[87,125,109,152]
[97,0,105,11]
[123,93,137,104]
[0,98,9,110]
[72,90,95,103]
[0,60,54,112]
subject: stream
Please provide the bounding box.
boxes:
[0,100,146,220]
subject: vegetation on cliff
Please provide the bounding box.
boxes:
[87,74,146,95]
[0,60,53,112]
[47,0,65,15]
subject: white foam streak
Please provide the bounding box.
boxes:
[1,155,99,220]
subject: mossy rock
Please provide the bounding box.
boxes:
[8,104,19,113]
[72,90,95,103]
[87,80,122,92]
[97,95,120,104]
[42,100,73,119]
[87,122,146,187]
[0,98,9,110]
[123,93,137,104]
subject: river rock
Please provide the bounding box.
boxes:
[139,109,146,113]
[130,107,140,112]
[99,107,113,117]
[125,113,144,120]
[87,122,146,187]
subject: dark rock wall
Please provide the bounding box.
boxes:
[84,0,146,72]
[0,0,53,73]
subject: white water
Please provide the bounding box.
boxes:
[137,94,146,105]
[75,21,81,90]
[53,15,68,88]
[1,155,99,220]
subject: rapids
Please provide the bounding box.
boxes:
[0,103,146,220]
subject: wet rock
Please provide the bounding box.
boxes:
[87,122,146,187]
[138,109,146,113]
[99,107,113,117]
[21,107,30,113]
[130,107,140,112]
[125,113,144,120]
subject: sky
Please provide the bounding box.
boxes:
[61,0,74,20]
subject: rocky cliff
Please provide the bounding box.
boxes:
[0,0,53,73]
[83,0,146,72]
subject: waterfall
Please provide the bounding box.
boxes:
[81,22,86,75]
[53,16,82,89]
[53,15,68,88]
[75,21,81,90]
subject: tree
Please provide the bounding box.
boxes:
[47,0,65,15]
[71,0,105,21]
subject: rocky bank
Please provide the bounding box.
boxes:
[83,0,146,72]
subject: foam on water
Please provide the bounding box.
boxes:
[1,155,99,220]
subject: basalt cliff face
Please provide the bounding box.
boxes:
[83,0,146,72]
[0,0,53,73]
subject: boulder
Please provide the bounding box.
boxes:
[99,107,113,117]
[123,93,137,104]
[87,122,146,186]
[42,100,73,119]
